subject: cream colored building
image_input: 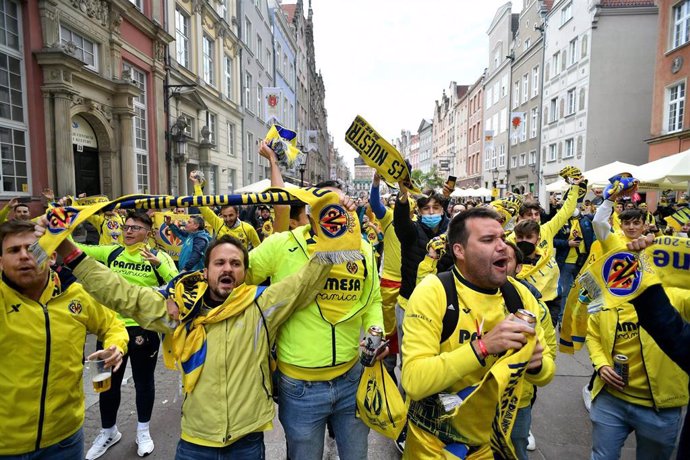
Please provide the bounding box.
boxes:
[166,0,244,195]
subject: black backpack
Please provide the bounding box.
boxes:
[106,246,166,286]
[438,269,523,343]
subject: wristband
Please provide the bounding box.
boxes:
[476,339,489,359]
[63,248,83,265]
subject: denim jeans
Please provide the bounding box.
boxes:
[510,406,531,460]
[175,432,265,460]
[558,263,581,323]
[590,390,681,460]
[278,362,369,460]
[0,428,83,460]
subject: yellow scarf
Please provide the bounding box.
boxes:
[264,124,301,168]
[167,271,264,393]
[34,187,361,266]
[345,115,420,193]
[665,206,690,232]
[560,236,690,353]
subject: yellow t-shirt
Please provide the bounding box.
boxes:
[607,304,653,407]
[565,217,585,264]
[379,208,402,282]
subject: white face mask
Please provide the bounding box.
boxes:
[572,208,580,218]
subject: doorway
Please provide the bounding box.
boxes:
[73,145,101,196]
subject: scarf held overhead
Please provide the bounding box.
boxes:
[561,236,690,352]
[345,115,420,193]
[33,187,361,266]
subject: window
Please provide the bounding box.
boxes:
[529,150,536,165]
[530,107,538,138]
[244,72,253,112]
[265,48,272,73]
[124,63,148,192]
[60,25,97,70]
[532,66,539,97]
[0,9,28,196]
[228,168,236,192]
[666,81,686,133]
[244,18,253,51]
[175,8,190,68]
[567,88,576,115]
[522,74,528,104]
[257,35,262,63]
[550,97,558,123]
[257,83,263,120]
[224,55,233,99]
[548,143,557,161]
[498,144,506,167]
[500,75,508,98]
[206,112,216,144]
[524,37,531,50]
[246,131,254,162]
[276,43,282,74]
[560,2,572,26]
[520,153,526,166]
[564,138,574,158]
[202,35,215,86]
[227,122,236,157]
[552,52,560,77]
[513,82,520,109]
[511,155,517,168]
[129,0,142,9]
[673,0,690,48]
[568,38,577,66]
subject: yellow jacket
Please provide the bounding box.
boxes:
[0,271,128,455]
[71,255,330,447]
[586,288,690,409]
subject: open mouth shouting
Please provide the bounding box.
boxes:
[492,256,508,272]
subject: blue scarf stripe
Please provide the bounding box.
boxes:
[181,340,208,374]
[444,442,469,459]
[559,338,573,347]
[254,285,267,299]
[571,335,585,343]
[457,384,477,400]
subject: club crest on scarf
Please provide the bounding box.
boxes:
[47,207,78,234]
[602,252,641,297]
[319,204,353,238]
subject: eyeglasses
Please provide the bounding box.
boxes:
[123,225,149,232]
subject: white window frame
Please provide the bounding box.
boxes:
[244,17,253,51]
[60,25,98,71]
[568,38,578,66]
[529,150,536,165]
[246,131,254,163]
[673,0,690,49]
[124,63,148,193]
[560,2,572,27]
[498,144,506,167]
[224,54,233,99]
[665,80,686,133]
[552,52,560,77]
[257,35,263,63]
[513,82,520,109]
[206,111,216,145]
[567,88,576,115]
[564,138,574,158]
[530,107,538,138]
[522,74,528,104]
[532,66,539,97]
[511,155,517,169]
[550,97,558,123]
[519,152,526,166]
[548,144,557,162]
[245,72,253,112]
[175,8,190,68]
[257,83,263,120]
[203,35,216,87]
[227,121,235,157]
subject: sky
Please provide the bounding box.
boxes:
[305,0,512,173]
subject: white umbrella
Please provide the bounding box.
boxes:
[545,180,568,192]
[450,188,465,198]
[465,187,493,197]
[234,178,299,193]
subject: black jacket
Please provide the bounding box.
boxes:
[393,199,453,301]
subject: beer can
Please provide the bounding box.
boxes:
[613,354,629,386]
[360,326,383,367]
[512,309,537,330]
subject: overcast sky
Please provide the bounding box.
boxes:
[304,0,511,172]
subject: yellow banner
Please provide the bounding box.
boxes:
[75,195,110,206]
[345,115,419,193]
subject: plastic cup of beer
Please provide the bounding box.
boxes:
[87,359,112,393]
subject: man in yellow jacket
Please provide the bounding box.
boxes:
[43,226,334,459]
[0,220,127,458]
[402,207,555,459]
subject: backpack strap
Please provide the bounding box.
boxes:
[499,280,523,314]
[106,246,125,267]
[149,248,166,286]
[438,270,459,344]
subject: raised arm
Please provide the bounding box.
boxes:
[259,141,290,233]
[369,173,387,220]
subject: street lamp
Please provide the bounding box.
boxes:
[299,160,307,187]
[491,168,499,188]
[164,83,198,194]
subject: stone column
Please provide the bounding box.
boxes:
[118,112,137,194]
[54,92,76,196]
[178,158,188,195]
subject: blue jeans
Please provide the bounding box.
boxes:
[510,406,531,460]
[0,428,83,460]
[590,390,681,460]
[558,263,581,323]
[278,362,369,460]
[175,433,265,460]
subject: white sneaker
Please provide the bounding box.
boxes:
[136,430,155,457]
[85,429,122,460]
[527,430,536,451]
[582,384,592,412]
